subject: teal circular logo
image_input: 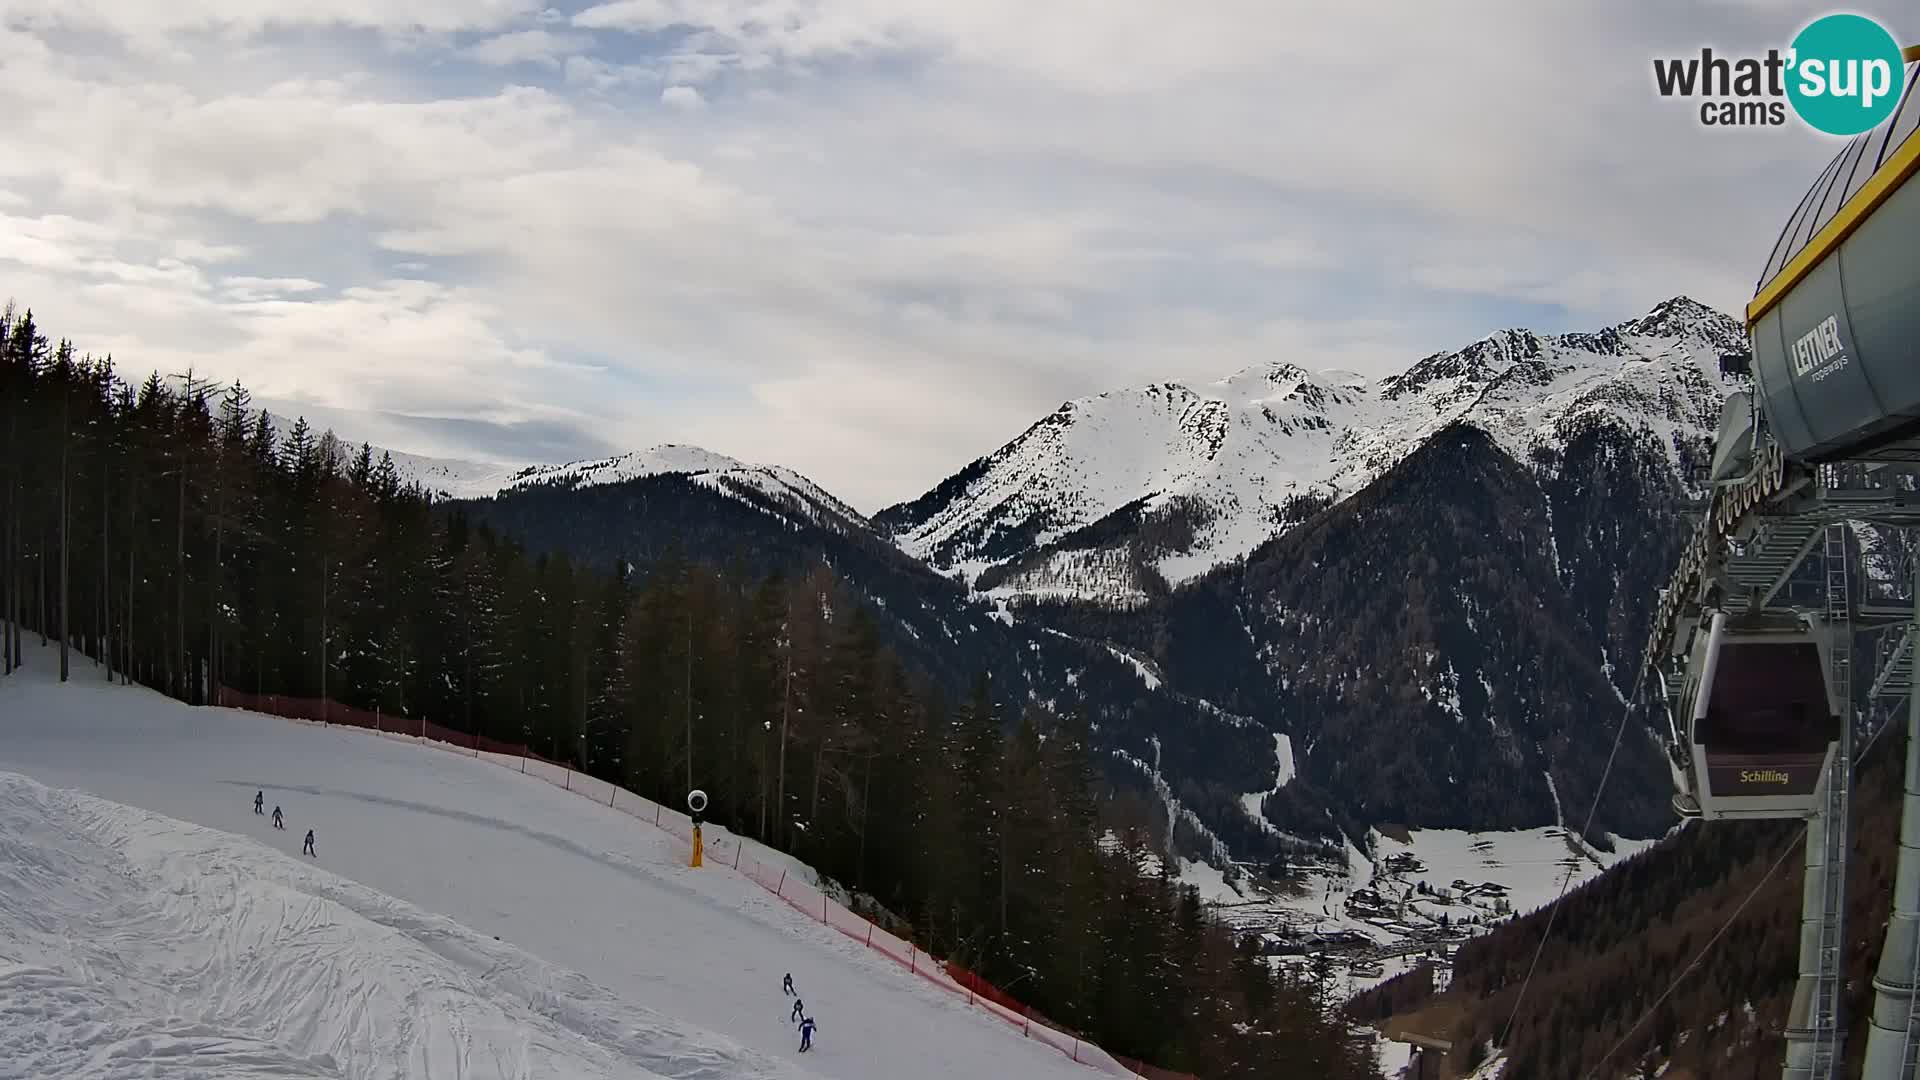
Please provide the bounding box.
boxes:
[1786,14,1905,135]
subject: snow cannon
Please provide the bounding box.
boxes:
[1673,611,1842,820]
[1740,60,1920,467]
[687,789,707,868]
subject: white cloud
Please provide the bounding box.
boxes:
[0,0,538,38]
[465,29,592,67]
[219,275,328,301]
[1,2,1899,509]
[661,84,705,109]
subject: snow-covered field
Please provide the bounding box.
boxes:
[1192,820,1659,985]
[1371,826,1598,918]
[0,646,1108,1080]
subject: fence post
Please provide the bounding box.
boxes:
[822,894,828,923]
[520,753,527,774]
[375,707,381,733]
[910,945,917,974]
[733,843,743,870]
[565,770,572,791]
[654,805,662,826]
[777,869,786,895]
[1072,1039,1079,1063]
[608,786,616,807]
[866,923,873,947]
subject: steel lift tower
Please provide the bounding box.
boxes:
[1643,55,1920,1080]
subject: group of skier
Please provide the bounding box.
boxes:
[781,972,818,1052]
[254,789,317,856]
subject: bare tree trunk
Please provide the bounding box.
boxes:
[684,606,694,794]
[175,467,185,701]
[38,529,48,645]
[857,753,871,891]
[3,467,12,676]
[777,646,791,845]
[3,446,13,676]
[102,441,112,682]
[58,382,69,681]
[810,747,823,824]
[126,477,136,687]
[320,555,328,717]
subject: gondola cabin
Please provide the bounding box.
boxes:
[1678,611,1841,820]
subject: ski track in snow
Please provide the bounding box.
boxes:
[0,770,805,1080]
[0,650,1107,1080]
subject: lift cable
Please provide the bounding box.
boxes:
[1580,691,1908,1078]
[1582,824,1807,1079]
[1495,656,1650,1049]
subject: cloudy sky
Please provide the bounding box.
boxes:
[0,1,1906,509]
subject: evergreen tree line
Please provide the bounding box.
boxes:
[0,305,1381,1079]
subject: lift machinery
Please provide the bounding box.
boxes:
[1643,56,1920,1079]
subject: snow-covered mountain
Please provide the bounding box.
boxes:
[496,446,872,535]
[289,434,871,538]
[876,297,1745,605]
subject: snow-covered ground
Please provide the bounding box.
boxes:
[1371,1031,1416,1079]
[0,646,1109,1080]
[1367,825,1640,919]
[1238,733,1295,829]
[0,770,806,1080]
[1194,820,1658,1001]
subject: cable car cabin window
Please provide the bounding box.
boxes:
[1699,642,1836,754]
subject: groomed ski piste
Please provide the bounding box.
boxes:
[0,643,1127,1080]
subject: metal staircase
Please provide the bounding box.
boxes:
[1873,625,1915,701]
[1812,520,1855,1078]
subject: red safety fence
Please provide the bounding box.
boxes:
[211,685,1192,1080]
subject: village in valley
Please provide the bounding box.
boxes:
[1187,826,1615,997]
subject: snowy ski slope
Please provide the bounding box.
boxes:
[0,647,1112,1080]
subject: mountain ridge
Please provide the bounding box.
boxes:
[875,295,1742,607]
[256,296,1736,868]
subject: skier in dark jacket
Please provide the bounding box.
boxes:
[302,829,316,856]
[790,997,804,1024]
[254,791,264,815]
[782,973,794,996]
[272,806,284,829]
[798,1016,816,1052]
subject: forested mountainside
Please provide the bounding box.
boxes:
[1352,721,1908,1078]
[0,304,1381,1080]
[449,470,1320,865]
[454,304,1732,849]
[1019,422,1691,842]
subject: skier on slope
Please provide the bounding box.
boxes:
[303,829,316,857]
[782,973,794,996]
[255,791,264,815]
[798,1016,817,1053]
[790,997,804,1024]
[272,806,284,830]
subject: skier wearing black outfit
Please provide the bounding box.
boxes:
[798,1017,816,1052]
[272,806,284,829]
[782,973,794,996]
[302,829,316,856]
[254,791,264,815]
[790,997,804,1024]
